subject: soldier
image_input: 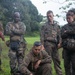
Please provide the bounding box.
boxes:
[61,12,75,75]
[40,10,62,75]
[0,22,5,71]
[19,41,52,75]
[5,12,26,75]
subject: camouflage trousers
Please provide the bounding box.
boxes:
[35,64,52,75]
[26,64,52,75]
[63,49,75,75]
[0,43,2,66]
[44,41,62,75]
[8,43,25,74]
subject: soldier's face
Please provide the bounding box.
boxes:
[66,16,74,23]
[13,13,21,22]
[68,11,75,21]
[47,13,54,22]
[33,46,42,55]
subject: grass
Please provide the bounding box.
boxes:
[0,36,65,75]
[25,36,40,45]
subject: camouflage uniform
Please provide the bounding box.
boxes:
[19,50,52,75]
[0,22,4,70]
[5,21,26,74]
[40,21,62,75]
[61,22,75,75]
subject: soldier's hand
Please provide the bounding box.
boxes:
[12,26,15,30]
[34,60,41,69]
[64,30,67,33]
[64,30,71,34]
[11,26,15,32]
[41,45,45,50]
[30,73,33,75]
[58,43,61,49]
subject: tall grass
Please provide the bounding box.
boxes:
[0,37,65,75]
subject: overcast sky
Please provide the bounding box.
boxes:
[30,0,74,25]
[30,0,65,15]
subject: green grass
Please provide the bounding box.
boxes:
[25,36,40,44]
[0,37,65,75]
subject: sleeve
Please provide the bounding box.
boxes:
[40,26,44,45]
[19,53,32,75]
[57,25,62,44]
[61,26,68,39]
[41,50,52,64]
[5,22,13,36]
[12,22,26,35]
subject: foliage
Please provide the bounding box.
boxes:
[0,0,43,36]
[43,0,75,20]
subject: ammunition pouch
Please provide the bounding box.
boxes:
[10,41,20,51]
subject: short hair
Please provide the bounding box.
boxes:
[66,12,74,17]
[68,8,75,14]
[33,41,42,46]
[47,10,53,15]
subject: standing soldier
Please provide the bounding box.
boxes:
[61,11,75,75]
[40,10,62,75]
[5,12,26,75]
[0,22,5,71]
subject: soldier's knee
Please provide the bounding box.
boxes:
[43,64,51,70]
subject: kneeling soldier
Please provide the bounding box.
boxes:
[19,41,52,75]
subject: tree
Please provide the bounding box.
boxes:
[0,0,43,36]
[43,0,75,19]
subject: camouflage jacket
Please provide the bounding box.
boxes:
[20,50,51,75]
[40,21,61,45]
[61,22,75,39]
[5,21,26,42]
[61,22,75,46]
